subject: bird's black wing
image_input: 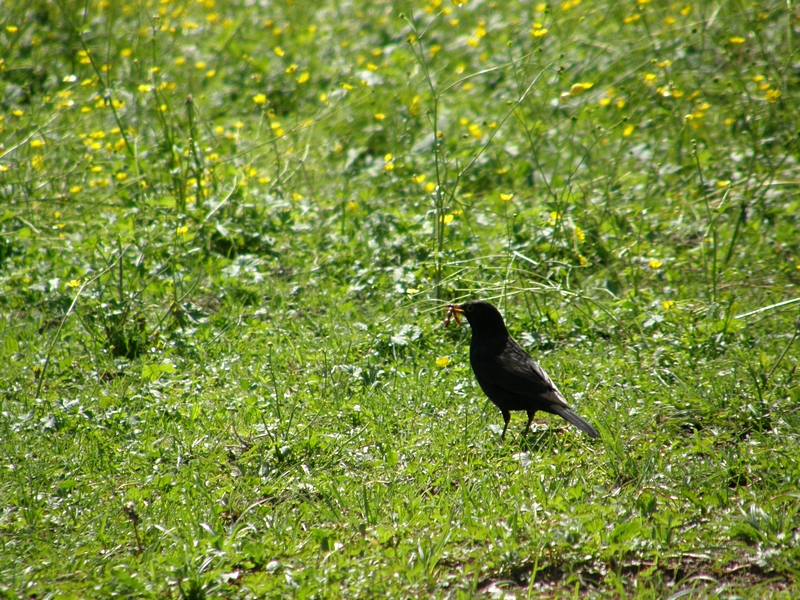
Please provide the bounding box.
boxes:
[470,336,569,408]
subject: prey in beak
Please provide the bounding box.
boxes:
[444,304,463,327]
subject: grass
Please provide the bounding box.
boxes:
[1,0,799,597]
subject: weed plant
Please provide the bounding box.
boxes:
[1,0,799,597]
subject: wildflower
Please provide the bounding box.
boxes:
[436,356,451,367]
[412,174,426,184]
[443,214,455,224]
[274,47,284,57]
[623,124,634,136]
[765,89,781,103]
[662,300,675,310]
[176,225,189,235]
[373,113,385,121]
[296,72,309,84]
[500,193,514,202]
[570,82,592,96]
[728,37,745,44]
[253,94,266,104]
[530,27,548,38]
[574,226,585,241]
[67,280,82,288]
[648,259,663,269]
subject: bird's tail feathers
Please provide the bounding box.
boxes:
[551,406,599,439]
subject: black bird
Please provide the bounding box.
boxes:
[447,300,599,439]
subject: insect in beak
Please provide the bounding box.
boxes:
[444,304,463,327]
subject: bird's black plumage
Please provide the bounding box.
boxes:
[449,300,599,439]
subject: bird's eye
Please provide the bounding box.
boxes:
[466,304,474,312]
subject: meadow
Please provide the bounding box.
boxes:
[1,0,799,597]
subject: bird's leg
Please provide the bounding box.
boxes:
[523,411,536,436]
[500,410,511,439]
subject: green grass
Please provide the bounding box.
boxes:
[1,0,799,597]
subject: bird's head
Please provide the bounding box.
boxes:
[446,300,509,338]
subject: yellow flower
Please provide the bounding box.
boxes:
[623,14,641,23]
[373,113,385,121]
[436,356,451,367]
[176,225,189,235]
[69,186,82,194]
[412,174,426,184]
[296,72,310,84]
[530,28,548,38]
[138,84,152,93]
[578,255,589,266]
[574,226,585,241]
[424,182,436,193]
[623,124,634,136]
[67,279,82,288]
[648,259,663,269]
[765,89,781,104]
[274,47,284,57]
[195,61,207,69]
[680,5,691,16]
[6,25,19,33]
[570,82,592,96]
[285,64,297,74]
[253,94,267,105]
[662,300,675,310]
[500,193,514,202]
[729,37,745,44]
[443,214,455,224]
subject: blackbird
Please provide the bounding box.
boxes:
[447,300,599,439]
